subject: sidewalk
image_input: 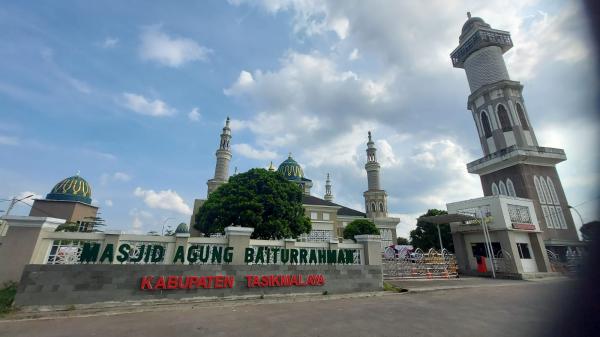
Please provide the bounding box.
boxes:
[386,275,569,292]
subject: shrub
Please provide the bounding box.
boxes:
[343,219,380,241]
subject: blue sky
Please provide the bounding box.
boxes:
[1,0,598,237]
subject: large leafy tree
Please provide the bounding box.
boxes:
[409,209,454,252]
[194,168,311,239]
[343,219,380,241]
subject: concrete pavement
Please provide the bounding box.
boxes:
[0,278,572,337]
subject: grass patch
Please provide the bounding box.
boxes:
[383,281,407,293]
[0,282,17,314]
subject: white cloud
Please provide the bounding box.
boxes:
[348,48,359,61]
[105,199,114,207]
[101,172,132,185]
[188,107,201,122]
[102,37,119,48]
[232,143,278,160]
[129,208,154,234]
[113,172,131,182]
[133,187,192,215]
[0,135,18,146]
[121,92,176,117]
[16,191,42,206]
[139,25,211,67]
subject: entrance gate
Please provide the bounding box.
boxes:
[382,248,458,279]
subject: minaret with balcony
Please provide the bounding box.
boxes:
[451,13,580,254]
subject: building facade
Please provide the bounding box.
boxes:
[450,14,581,257]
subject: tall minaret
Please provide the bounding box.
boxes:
[207,117,232,195]
[363,131,387,218]
[451,14,579,253]
[324,173,333,201]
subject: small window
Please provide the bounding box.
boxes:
[491,183,499,196]
[507,179,516,197]
[516,243,531,259]
[310,212,318,220]
[534,176,546,204]
[481,111,492,138]
[379,202,384,212]
[371,203,376,212]
[516,103,529,130]
[323,212,330,221]
[497,104,512,131]
[499,181,507,196]
[546,177,560,205]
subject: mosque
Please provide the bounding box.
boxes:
[28,174,99,232]
[189,118,399,248]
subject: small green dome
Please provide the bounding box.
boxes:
[277,154,304,180]
[175,222,189,234]
[46,175,92,204]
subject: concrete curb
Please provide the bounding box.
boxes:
[402,276,572,293]
[0,291,401,322]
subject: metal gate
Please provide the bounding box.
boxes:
[383,248,458,279]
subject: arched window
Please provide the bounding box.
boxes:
[491,183,499,196]
[481,111,492,138]
[497,105,512,131]
[379,202,384,212]
[506,179,516,197]
[534,176,546,204]
[499,181,507,195]
[546,177,560,205]
[516,103,529,130]
[539,178,552,205]
[371,202,376,212]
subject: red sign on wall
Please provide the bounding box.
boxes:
[140,274,326,290]
[512,223,536,230]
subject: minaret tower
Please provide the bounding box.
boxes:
[324,173,333,201]
[451,14,579,253]
[363,131,387,218]
[207,117,232,195]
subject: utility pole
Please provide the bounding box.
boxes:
[2,194,34,218]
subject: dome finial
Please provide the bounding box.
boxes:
[288,152,292,158]
[225,116,230,127]
[76,170,80,176]
[467,11,471,19]
[368,131,372,142]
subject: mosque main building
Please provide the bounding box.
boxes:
[189,118,399,248]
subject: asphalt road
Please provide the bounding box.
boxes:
[0,279,575,337]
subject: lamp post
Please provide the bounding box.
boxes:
[161,217,174,236]
[568,205,585,227]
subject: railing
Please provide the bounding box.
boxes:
[467,145,566,169]
[382,248,458,279]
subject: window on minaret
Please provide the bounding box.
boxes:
[371,203,376,212]
[379,203,384,212]
[499,181,507,195]
[491,183,499,196]
[516,103,530,130]
[506,179,516,197]
[497,105,512,131]
[534,175,566,229]
[481,111,492,138]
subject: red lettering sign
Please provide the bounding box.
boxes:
[512,223,536,230]
[140,275,235,291]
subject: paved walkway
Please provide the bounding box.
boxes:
[0,278,571,337]
[386,275,537,291]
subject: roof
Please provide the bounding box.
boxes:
[277,154,304,179]
[302,195,366,217]
[419,214,477,224]
[46,175,92,205]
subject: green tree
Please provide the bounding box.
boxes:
[194,168,311,239]
[396,237,409,245]
[580,221,599,241]
[409,209,454,252]
[55,221,79,232]
[343,219,380,241]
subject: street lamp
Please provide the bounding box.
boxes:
[161,217,174,236]
[568,205,585,227]
[2,194,34,218]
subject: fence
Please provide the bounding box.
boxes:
[382,248,458,279]
[0,217,378,284]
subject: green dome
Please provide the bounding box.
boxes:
[175,222,189,234]
[46,175,92,204]
[277,154,304,180]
